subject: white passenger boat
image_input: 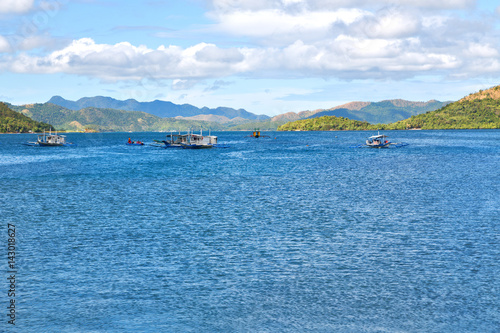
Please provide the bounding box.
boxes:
[158,129,222,149]
[350,132,408,149]
[24,131,76,147]
[365,133,391,148]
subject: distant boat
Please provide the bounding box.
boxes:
[365,133,391,148]
[126,138,144,146]
[246,130,270,138]
[24,131,76,147]
[159,133,189,148]
[156,129,226,149]
[180,131,218,149]
[350,132,408,149]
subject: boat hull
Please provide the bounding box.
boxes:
[181,144,213,149]
[25,142,76,147]
[366,143,391,148]
[38,142,65,147]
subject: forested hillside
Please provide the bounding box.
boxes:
[278,116,377,131]
[0,102,54,133]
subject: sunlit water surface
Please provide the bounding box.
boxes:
[1,130,499,332]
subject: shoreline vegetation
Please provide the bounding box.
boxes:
[2,85,500,134]
[278,86,500,131]
[0,102,54,134]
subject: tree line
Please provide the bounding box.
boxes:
[278,98,500,131]
[0,103,54,133]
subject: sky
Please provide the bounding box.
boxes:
[1,0,500,116]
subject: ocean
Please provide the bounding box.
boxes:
[1,130,499,332]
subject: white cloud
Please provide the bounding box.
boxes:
[16,34,65,51]
[465,43,499,58]
[172,79,199,90]
[195,45,244,63]
[0,0,34,13]
[0,36,11,53]
[352,9,421,39]
[1,36,470,82]
[208,0,474,11]
[209,8,367,43]
[2,38,249,81]
[2,0,499,84]
[205,3,465,47]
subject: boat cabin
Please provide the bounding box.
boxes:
[163,132,217,148]
[37,133,67,146]
[366,134,390,148]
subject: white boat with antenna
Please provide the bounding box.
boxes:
[180,128,218,149]
[350,132,408,149]
[365,133,391,148]
[23,130,76,147]
[154,128,228,149]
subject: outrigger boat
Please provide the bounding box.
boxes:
[154,129,229,149]
[366,134,391,148]
[350,132,408,149]
[180,133,218,149]
[24,130,76,147]
[155,133,189,148]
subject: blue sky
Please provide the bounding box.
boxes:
[1,0,500,116]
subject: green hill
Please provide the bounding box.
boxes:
[10,86,500,132]
[296,99,450,123]
[278,116,377,131]
[393,87,500,129]
[0,102,54,133]
[278,86,500,131]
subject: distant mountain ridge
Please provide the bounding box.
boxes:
[10,103,228,132]
[47,96,269,121]
[5,96,455,132]
[270,100,450,124]
[303,99,451,124]
[278,85,500,131]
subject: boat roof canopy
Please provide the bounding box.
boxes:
[368,134,388,139]
[38,134,66,137]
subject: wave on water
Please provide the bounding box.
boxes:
[222,150,256,159]
[0,152,91,166]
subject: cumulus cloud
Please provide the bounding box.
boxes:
[208,7,367,45]
[208,0,474,11]
[0,36,11,53]
[0,0,34,13]
[351,8,421,39]
[1,0,498,83]
[1,38,249,81]
[205,2,467,47]
[195,45,244,63]
[1,36,473,81]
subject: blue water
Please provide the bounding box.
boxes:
[1,130,499,332]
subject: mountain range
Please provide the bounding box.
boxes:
[271,99,451,124]
[278,85,500,131]
[9,103,230,132]
[47,96,269,121]
[3,95,454,132]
